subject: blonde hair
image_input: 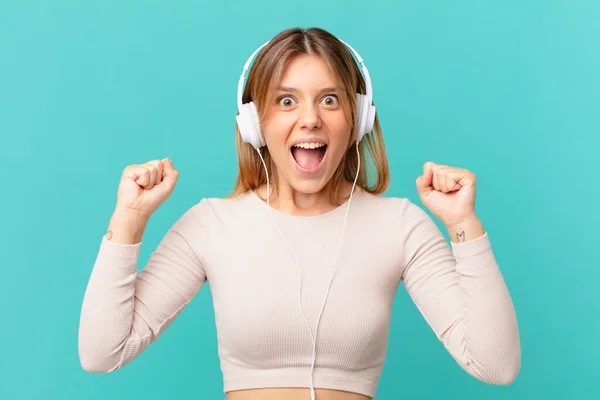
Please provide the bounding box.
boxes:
[229,27,389,204]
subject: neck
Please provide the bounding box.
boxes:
[256,182,353,216]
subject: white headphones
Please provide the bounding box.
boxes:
[236,37,376,149]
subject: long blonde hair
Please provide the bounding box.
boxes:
[229,27,389,204]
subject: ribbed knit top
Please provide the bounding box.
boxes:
[78,189,521,398]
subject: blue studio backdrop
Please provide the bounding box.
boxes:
[0,1,598,399]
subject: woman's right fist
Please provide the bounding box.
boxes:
[115,158,179,218]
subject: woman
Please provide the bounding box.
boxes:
[78,27,521,400]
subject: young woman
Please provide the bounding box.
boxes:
[78,27,521,400]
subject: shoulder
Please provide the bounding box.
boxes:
[354,190,441,242]
[180,190,256,224]
[355,189,430,222]
[164,192,254,241]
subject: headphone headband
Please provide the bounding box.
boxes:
[237,41,270,112]
[237,38,372,114]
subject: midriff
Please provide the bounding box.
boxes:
[226,388,371,400]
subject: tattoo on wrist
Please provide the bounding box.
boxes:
[456,231,466,242]
[106,230,113,240]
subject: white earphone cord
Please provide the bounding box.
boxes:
[256,141,361,400]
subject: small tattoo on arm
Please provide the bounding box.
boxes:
[106,230,113,240]
[456,231,466,242]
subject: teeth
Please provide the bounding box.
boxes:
[292,142,326,149]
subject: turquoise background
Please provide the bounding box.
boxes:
[1,0,598,399]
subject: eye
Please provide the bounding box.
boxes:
[277,96,296,107]
[322,95,339,106]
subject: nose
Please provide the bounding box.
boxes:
[298,103,321,131]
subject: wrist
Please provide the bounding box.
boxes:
[112,206,150,222]
[107,209,149,244]
[445,215,485,243]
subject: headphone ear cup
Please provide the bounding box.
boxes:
[355,93,366,143]
[248,102,266,147]
[364,103,376,136]
[355,93,375,143]
[236,102,265,149]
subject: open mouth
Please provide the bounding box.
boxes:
[290,142,328,173]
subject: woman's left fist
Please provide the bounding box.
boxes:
[415,161,477,226]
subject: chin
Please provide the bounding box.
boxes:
[287,177,330,195]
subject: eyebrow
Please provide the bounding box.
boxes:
[277,86,338,94]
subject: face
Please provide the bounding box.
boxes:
[260,54,352,196]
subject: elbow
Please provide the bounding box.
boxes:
[77,324,129,373]
[493,342,522,385]
[478,352,521,385]
[79,355,121,374]
[78,355,115,373]
[467,362,520,386]
[498,357,521,385]
[78,327,144,374]
[80,360,110,374]
[79,352,120,374]
[487,364,520,385]
[460,344,521,385]
[78,342,121,374]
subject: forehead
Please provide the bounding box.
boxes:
[279,54,337,88]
